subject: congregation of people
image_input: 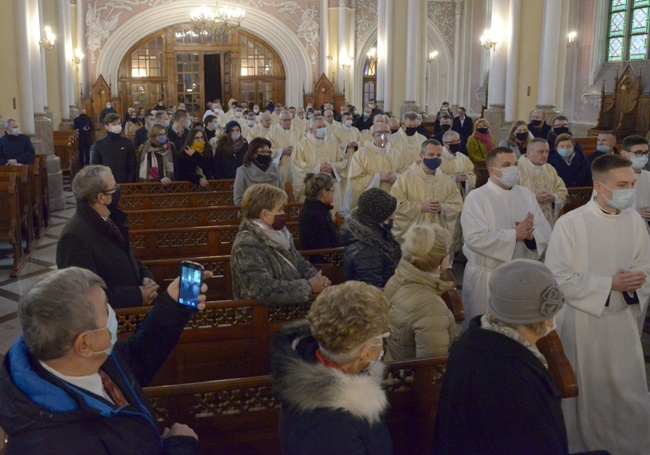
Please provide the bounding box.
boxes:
[3,96,650,455]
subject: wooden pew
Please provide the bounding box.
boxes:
[574,137,597,156]
[142,357,446,455]
[27,162,44,238]
[120,190,235,210]
[0,174,26,276]
[558,186,593,217]
[0,167,35,252]
[537,331,578,398]
[119,179,236,195]
[129,222,301,260]
[125,203,303,230]
[53,130,79,181]
[35,154,51,228]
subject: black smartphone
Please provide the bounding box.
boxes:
[178,261,204,308]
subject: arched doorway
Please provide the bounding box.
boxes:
[117,25,286,116]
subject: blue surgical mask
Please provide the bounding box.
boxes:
[315,128,327,139]
[164,119,171,128]
[558,148,573,158]
[631,155,648,169]
[596,145,610,153]
[156,135,167,144]
[423,157,442,171]
[601,184,636,210]
[90,305,118,356]
[246,120,255,128]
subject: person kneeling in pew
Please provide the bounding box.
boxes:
[0,266,212,455]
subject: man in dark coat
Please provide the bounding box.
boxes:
[354,106,374,131]
[0,266,208,454]
[99,102,117,124]
[73,109,94,168]
[452,107,474,144]
[528,109,552,139]
[0,119,35,166]
[133,113,153,151]
[57,165,159,308]
[433,259,570,455]
[90,114,137,183]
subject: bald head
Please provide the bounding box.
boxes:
[260,112,272,128]
[323,109,334,123]
[373,114,387,125]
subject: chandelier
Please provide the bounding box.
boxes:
[190,1,245,39]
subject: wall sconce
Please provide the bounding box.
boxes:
[427,51,439,62]
[567,31,577,47]
[39,26,56,50]
[72,48,85,65]
[367,47,377,60]
[341,56,353,70]
[480,29,497,51]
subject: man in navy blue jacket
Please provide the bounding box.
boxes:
[0,119,35,166]
[0,266,211,454]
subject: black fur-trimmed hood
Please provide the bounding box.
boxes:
[270,321,388,424]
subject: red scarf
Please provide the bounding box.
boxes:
[474,130,494,150]
[315,348,347,373]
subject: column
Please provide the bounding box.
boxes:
[56,0,71,123]
[63,0,77,116]
[383,0,393,112]
[504,0,521,122]
[404,0,421,103]
[537,0,562,110]
[451,0,463,107]
[76,0,86,100]
[37,0,49,112]
[15,0,36,135]
[486,0,508,109]
[337,2,349,93]
[320,0,329,78]
[376,0,386,109]
[29,0,45,117]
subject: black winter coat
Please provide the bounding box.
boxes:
[547,149,593,188]
[176,148,216,184]
[527,121,552,139]
[0,133,35,165]
[133,125,149,150]
[56,201,153,308]
[0,293,198,455]
[91,132,137,183]
[167,127,189,154]
[298,198,340,252]
[432,316,569,455]
[73,114,94,148]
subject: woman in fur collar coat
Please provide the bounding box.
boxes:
[271,281,393,455]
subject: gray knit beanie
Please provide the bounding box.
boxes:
[487,259,564,324]
[357,188,397,224]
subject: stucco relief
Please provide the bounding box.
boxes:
[84,0,320,66]
[355,0,378,50]
[580,92,602,112]
[427,0,455,56]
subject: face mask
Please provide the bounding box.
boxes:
[515,132,529,142]
[235,112,242,118]
[90,305,118,356]
[164,119,170,128]
[231,133,241,141]
[423,157,442,171]
[253,108,259,114]
[107,186,122,212]
[631,155,649,169]
[363,113,370,118]
[307,114,314,120]
[366,348,385,371]
[494,166,519,188]
[596,145,610,153]
[344,119,353,127]
[476,127,489,135]
[108,125,122,135]
[247,120,255,128]
[156,135,167,144]
[601,184,636,210]
[558,148,573,158]
[553,126,569,136]
[147,120,154,128]
[271,213,288,230]
[405,127,418,137]
[256,154,272,165]
[530,119,542,127]
[192,140,205,153]
[106,104,112,109]
[10,128,20,136]
[315,128,327,139]
[440,124,451,132]
[448,143,463,155]
[390,128,398,134]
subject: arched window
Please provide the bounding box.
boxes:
[607,0,650,62]
[363,47,378,107]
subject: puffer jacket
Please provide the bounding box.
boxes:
[384,259,456,360]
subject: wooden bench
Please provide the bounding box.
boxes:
[27,162,44,238]
[125,203,303,230]
[120,179,236,195]
[0,174,26,276]
[128,222,301,260]
[34,154,51,229]
[120,190,235,210]
[53,130,79,181]
[559,186,593,217]
[142,357,446,455]
[0,167,35,252]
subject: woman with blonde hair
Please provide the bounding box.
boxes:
[498,120,532,158]
[384,224,455,360]
[467,118,497,163]
[137,123,175,185]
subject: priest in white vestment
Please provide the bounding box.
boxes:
[391,139,463,242]
[361,114,387,143]
[545,154,650,455]
[621,135,650,234]
[390,112,428,166]
[291,116,347,213]
[248,112,272,142]
[517,138,568,227]
[345,122,405,212]
[334,112,366,205]
[440,131,477,198]
[268,110,302,184]
[323,109,341,134]
[239,112,256,141]
[460,147,552,329]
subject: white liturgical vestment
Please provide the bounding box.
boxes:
[460,179,552,328]
[545,199,650,455]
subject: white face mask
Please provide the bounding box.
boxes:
[246,120,255,127]
[344,119,353,127]
[601,184,636,210]
[631,155,649,169]
[315,127,327,139]
[253,108,259,114]
[235,112,242,118]
[90,305,118,356]
[494,166,519,188]
[108,124,122,135]
[106,104,112,109]
[10,128,20,136]
[231,133,241,141]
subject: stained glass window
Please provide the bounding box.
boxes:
[607,0,650,61]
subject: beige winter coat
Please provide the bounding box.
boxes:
[384,259,456,361]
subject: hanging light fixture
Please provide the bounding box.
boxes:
[190,1,245,39]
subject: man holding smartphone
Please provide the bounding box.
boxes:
[0,266,211,454]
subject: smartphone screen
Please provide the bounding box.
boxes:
[178,261,204,308]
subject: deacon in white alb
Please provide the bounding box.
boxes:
[621,135,650,233]
[545,154,650,455]
[460,147,552,328]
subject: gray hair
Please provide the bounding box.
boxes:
[310,115,326,130]
[72,165,111,204]
[19,267,106,361]
[402,111,418,122]
[5,119,16,128]
[442,130,460,143]
[279,110,292,119]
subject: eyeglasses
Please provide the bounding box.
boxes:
[325,188,335,193]
[102,184,120,195]
[370,331,391,347]
[632,150,649,157]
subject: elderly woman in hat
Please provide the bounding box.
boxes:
[340,188,401,289]
[271,280,392,454]
[433,259,569,454]
[214,119,248,179]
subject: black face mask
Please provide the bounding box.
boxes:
[107,187,121,213]
[448,142,464,155]
[390,128,399,134]
[256,154,272,166]
[554,126,570,136]
[405,127,418,137]
[530,119,542,127]
[441,124,451,132]
[476,127,489,135]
